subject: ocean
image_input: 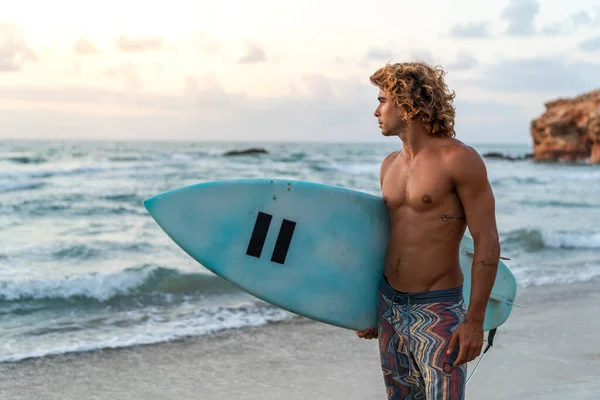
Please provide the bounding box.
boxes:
[1,139,600,364]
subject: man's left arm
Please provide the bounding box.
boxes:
[447,146,501,365]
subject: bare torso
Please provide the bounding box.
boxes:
[381,139,467,293]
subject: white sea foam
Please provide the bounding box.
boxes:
[0,302,293,363]
[542,231,600,250]
[514,263,600,288]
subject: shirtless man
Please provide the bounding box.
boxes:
[356,62,500,399]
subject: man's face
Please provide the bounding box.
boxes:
[374,88,406,137]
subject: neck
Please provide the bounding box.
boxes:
[398,123,432,159]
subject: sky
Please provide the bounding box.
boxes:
[1,0,599,143]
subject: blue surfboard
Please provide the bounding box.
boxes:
[143,178,517,332]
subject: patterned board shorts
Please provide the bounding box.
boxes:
[377,275,467,400]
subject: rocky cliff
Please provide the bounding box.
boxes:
[531,89,600,163]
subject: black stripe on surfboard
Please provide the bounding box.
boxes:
[271,219,296,264]
[246,212,272,258]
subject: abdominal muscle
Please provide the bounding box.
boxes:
[383,209,467,293]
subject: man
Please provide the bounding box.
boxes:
[356,62,500,400]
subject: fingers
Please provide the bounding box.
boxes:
[468,343,483,362]
[448,324,485,365]
[355,328,377,339]
[465,348,476,364]
[454,342,467,366]
[456,342,483,365]
[447,331,458,355]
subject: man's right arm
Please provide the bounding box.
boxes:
[355,152,397,340]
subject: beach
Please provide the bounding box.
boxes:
[2,140,600,399]
[2,279,599,400]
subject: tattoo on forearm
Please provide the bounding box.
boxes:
[440,213,466,222]
[473,260,498,269]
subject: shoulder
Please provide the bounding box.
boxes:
[380,151,399,185]
[381,151,400,175]
[439,139,488,184]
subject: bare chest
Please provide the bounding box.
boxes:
[381,163,455,212]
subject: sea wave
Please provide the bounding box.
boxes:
[502,228,600,251]
[0,182,45,194]
[0,265,237,303]
[514,263,600,288]
[0,164,141,180]
[491,176,551,186]
[3,156,48,164]
[4,197,147,217]
[100,193,145,204]
[518,200,598,209]
[4,239,154,263]
[309,161,380,175]
[0,301,293,363]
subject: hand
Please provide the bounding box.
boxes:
[447,318,484,366]
[355,328,378,339]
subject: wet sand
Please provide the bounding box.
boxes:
[1,280,599,399]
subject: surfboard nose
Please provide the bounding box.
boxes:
[143,188,182,216]
[142,194,161,217]
[142,195,161,215]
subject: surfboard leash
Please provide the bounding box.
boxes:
[466,328,497,385]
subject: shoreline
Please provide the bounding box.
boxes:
[1,280,600,399]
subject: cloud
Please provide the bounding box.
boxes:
[447,51,478,71]
[183,73,223,97]
[541,9,599,35]
[465,56,600,96]
[539,22,563,35]
[296,74,336,98]
[183,74,199,96]
[448,22,491,38]
[364,47,393,61]
[116,34,163,53]
[500,0,539,36]
[0,74,533,143]
[0,22,37,72]
[359,47,393,68]
[73,37,99,56]
[103,62,143,92]
[571,10,595,26]
[409,50,436,65]
[153,62,166,72]
[238,42,268,64]
[0,77,374,141]
[191,34,220,56]
[580,35,600,51]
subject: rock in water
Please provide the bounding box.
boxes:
[223,148,268,156]
[531,89,600,163]
[483,152,533,161]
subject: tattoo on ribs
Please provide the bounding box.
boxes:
[440,213,466,222]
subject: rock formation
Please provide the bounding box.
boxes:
[223,148,268,156]
[483,152,533,161]
[530,89,600,163]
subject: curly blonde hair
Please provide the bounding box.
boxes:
[370,62,457,138]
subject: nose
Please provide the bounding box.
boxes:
[374,107,380,117]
